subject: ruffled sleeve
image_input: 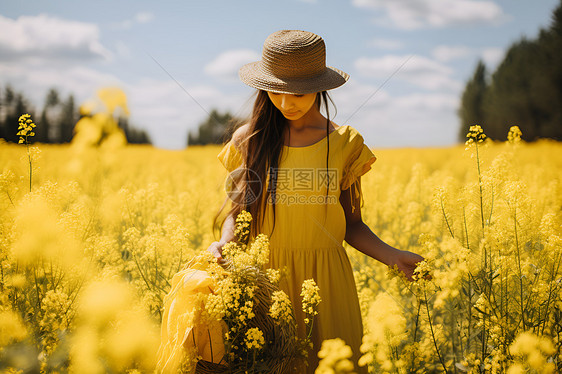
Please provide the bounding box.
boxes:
[340,129,377,214]
[217,139,244,173]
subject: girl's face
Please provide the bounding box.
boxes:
[267,92,317,120]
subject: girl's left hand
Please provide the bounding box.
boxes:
[391,250,425,282]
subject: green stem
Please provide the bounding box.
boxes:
[423,285,448,374]
[208,328,214,363]
[408,298,422,374]
[26,138,32,192]
[541,250,561,335]
[463,207,472,353]
[513,207,525,329]
[4,190,15,207]
[0,256,4,292]
[440,195,454,238]
[475,142,484,231]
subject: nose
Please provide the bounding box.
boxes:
[280,94,295,110]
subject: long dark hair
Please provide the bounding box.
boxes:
[213,89,337,241]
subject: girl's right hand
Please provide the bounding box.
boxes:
[207,240,226,264]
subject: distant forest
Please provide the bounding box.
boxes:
[187,108,244,147]
[0,85,152,145]
[458,0,562,142]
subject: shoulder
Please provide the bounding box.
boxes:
[231,123,251,148]
[337,125,365,146]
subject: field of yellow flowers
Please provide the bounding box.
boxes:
[0,124,561,373]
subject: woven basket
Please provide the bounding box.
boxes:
[194,266,301,374]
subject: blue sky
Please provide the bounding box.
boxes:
[0,0,559,149]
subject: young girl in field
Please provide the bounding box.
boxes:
[207,30,425,373]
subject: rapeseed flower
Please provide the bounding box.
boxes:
[412,259,432,282]
[17,114,35,144]
[244,327,265,350]
[507,126,522,144]
[359,292,406,372]
[0,310,28,347]
[301,279,321,316]
[316,338,356,374]
[465,124,487,145]
[0,125,560,373]
[269,290,293,321]
[509,331,556,373]
[234,209,252,244]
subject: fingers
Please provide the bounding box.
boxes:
[207,242,223,261]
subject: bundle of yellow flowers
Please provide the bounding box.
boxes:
[157,211,319,374]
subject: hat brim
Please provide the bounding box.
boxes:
[238,61,349,95]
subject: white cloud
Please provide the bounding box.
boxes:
[114,11,155,29]
[481,47,504,68]
[0,14,111,62]
[128,79,252,148]
[354,54,461,91]
[204,49,261,81]
[329,80,460,147]
[0,64,123,107]
[368,37,404,50]
[352,0,508,30]
[431,45,505,70]
[0,59,247,149]
[135,12,154,24]
[114,41,132,59]
[432,45,473,62]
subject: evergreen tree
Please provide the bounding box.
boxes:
[0,86,4,140]
[59,95,76,143]
[0,86,15,142]
[458,61,487,141]
[535,2,562,139]
[1,87,34,144]
[43,88,61,143]
[459,0,562,142]
[187,109,240,146]
[118,116,152,144]
[484,39,544,141]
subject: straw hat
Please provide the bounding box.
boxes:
[239,30,350,95]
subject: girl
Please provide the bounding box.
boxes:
[209,30,424,373]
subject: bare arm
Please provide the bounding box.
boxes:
[339,178,399,265]
[208,124,250,261]
[219,212,236,247]
[340,178,424,280]
[208,211,237,262]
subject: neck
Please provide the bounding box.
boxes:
[287,107,327,131]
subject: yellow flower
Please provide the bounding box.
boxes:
[465,124,487,146]
[265,268,281,284]
[17,114,36,144]
[248,233,270,267]
[509,331,556,372]
[412,259,432,282]
[269,290,293,321]
[97,87,129,116]
[0,310,28,347]
[244,327,265,350]
[234,210,252,244]
[316,338,356,374]
[301,279,321,316]
[507,126,522,144]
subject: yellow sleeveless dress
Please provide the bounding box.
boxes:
[217,125,376,373]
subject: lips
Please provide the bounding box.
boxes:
[284,111,298,116]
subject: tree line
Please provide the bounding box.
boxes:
[0,85,152,145]
[458,0,562,142]
[187,108,243,146]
